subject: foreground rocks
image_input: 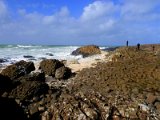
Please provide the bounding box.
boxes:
[43,45,160,120]
[1,44,160,120]
[39,59,64,76]
[0,58,73,120]
[0,97,28,120]
[1,60,35,80]
[55,66,72,79]
[0,74,13,95]
[72,45,101,57]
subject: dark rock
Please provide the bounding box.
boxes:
[55,66,72,79]
[1,60,35,80]
[28,58,37,61]
[46,53,54,56]
[38,57,46,60]
[103,47,119,52]
[23,55,34,58]
[15,60,35,74]
[0,58,8,63]
[39,59,64,76]
[0,74,13,95]
[0,97,27,120]
[9,81,49,101]
[18,72,45,82]
[71,45,101,58]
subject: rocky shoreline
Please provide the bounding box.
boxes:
[1,44,160,120]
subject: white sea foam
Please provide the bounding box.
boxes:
[0,45,108,67]
[0,45,80,66]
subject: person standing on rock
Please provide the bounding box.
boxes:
[137,43,140,50]
[126,40,129,47]
[152,45,155,52]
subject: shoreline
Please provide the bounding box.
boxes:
[0,50,110,74]
[66,50,109,73]
[1,44,160,119]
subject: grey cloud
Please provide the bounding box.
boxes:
[0,0,160,45]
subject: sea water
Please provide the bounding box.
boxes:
[0,45,106,67]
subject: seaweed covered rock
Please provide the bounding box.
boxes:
[1,60,35,80]
[39,59,64,76]
[72,45,101,57]
[55,66,72,79]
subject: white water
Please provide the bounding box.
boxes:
[0,45,107,67]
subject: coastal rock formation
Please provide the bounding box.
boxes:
[39,59,64,76]
[55,66,72,79]
[1,44,160,120]
[9,81,49,101]
[1,60,35,80]
[72,45,101,57]
[17,72,45,82]
[42,45,160,120]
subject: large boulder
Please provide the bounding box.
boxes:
[72,45,101,57]
[9,81,49,101]
[1,60,35,80]
[0,74,13,95]
[15,60,35,74]
[55,66,72,79]
[39,59,64,76]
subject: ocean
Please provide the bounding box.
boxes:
[0,45,106,67]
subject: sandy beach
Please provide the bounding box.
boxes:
[66,51,109,72]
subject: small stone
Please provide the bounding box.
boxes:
[30,106,39,115]
[15,99,21,104]
[38,106,45,112]
[1,92,8,97]
[39,98,45,105]
[84,108,97,119]
[146,93,157,104]
[155,102,160,111]
[33,96,40,102]
[112,115,120,120]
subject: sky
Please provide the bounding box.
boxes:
[0,0,160,46]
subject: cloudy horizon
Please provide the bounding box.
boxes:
[0,0,160,46]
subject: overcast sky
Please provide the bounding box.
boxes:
[0,0,160,46]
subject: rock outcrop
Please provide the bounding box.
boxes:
[17,72,45,82]
[1,60,35,80]
[72,45,101,57]
[39,59,64,76]
[55,66,72,79]
[42,45,160,120]
[9,81,49,101]
[1,44,160,120]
